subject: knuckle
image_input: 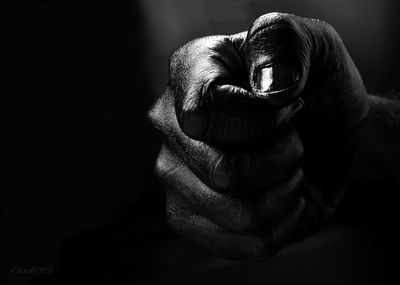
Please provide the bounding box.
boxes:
[304,18,344,50]
[168,45,186,78]
[147,92,174,138]
[165,193,179,218]
[146,100,161,128]
[249,12,300,38]
[154,147,182,185]
[314,18,337,34]
[165,203,191,234]
[166,203,188,234]
[147,98,164,127]
[165,191,190,226]
[311,18,343,45]
[258,12,292,25]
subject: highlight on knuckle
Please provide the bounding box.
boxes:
[251,12,299,34]
[154,150,182,185]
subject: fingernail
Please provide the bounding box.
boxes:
[254,65,298,93]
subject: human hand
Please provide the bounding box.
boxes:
[148,12,369,260]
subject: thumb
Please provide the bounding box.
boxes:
[245,13,370,206]
[244,12,368,130]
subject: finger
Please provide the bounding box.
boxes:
[243,12,370,197]
[170,34,248,141]
[155,145,303,233]
[244,12,368,130]
[181,82,305,145]
[165,190,269,260]
[148,93,303,196]
[170,33,304,145]
[244,12,310,106]
[165,179,307,260]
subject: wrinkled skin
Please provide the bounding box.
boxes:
[148,13,369,260]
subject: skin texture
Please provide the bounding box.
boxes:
[148,12,370,260]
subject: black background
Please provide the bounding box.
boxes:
[1,1,400,284]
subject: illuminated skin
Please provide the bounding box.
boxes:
[148,12,399,260]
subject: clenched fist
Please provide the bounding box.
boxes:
[148,12,369,260]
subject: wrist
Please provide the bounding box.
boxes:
[352,94,400,191]
[337,94,400,223]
